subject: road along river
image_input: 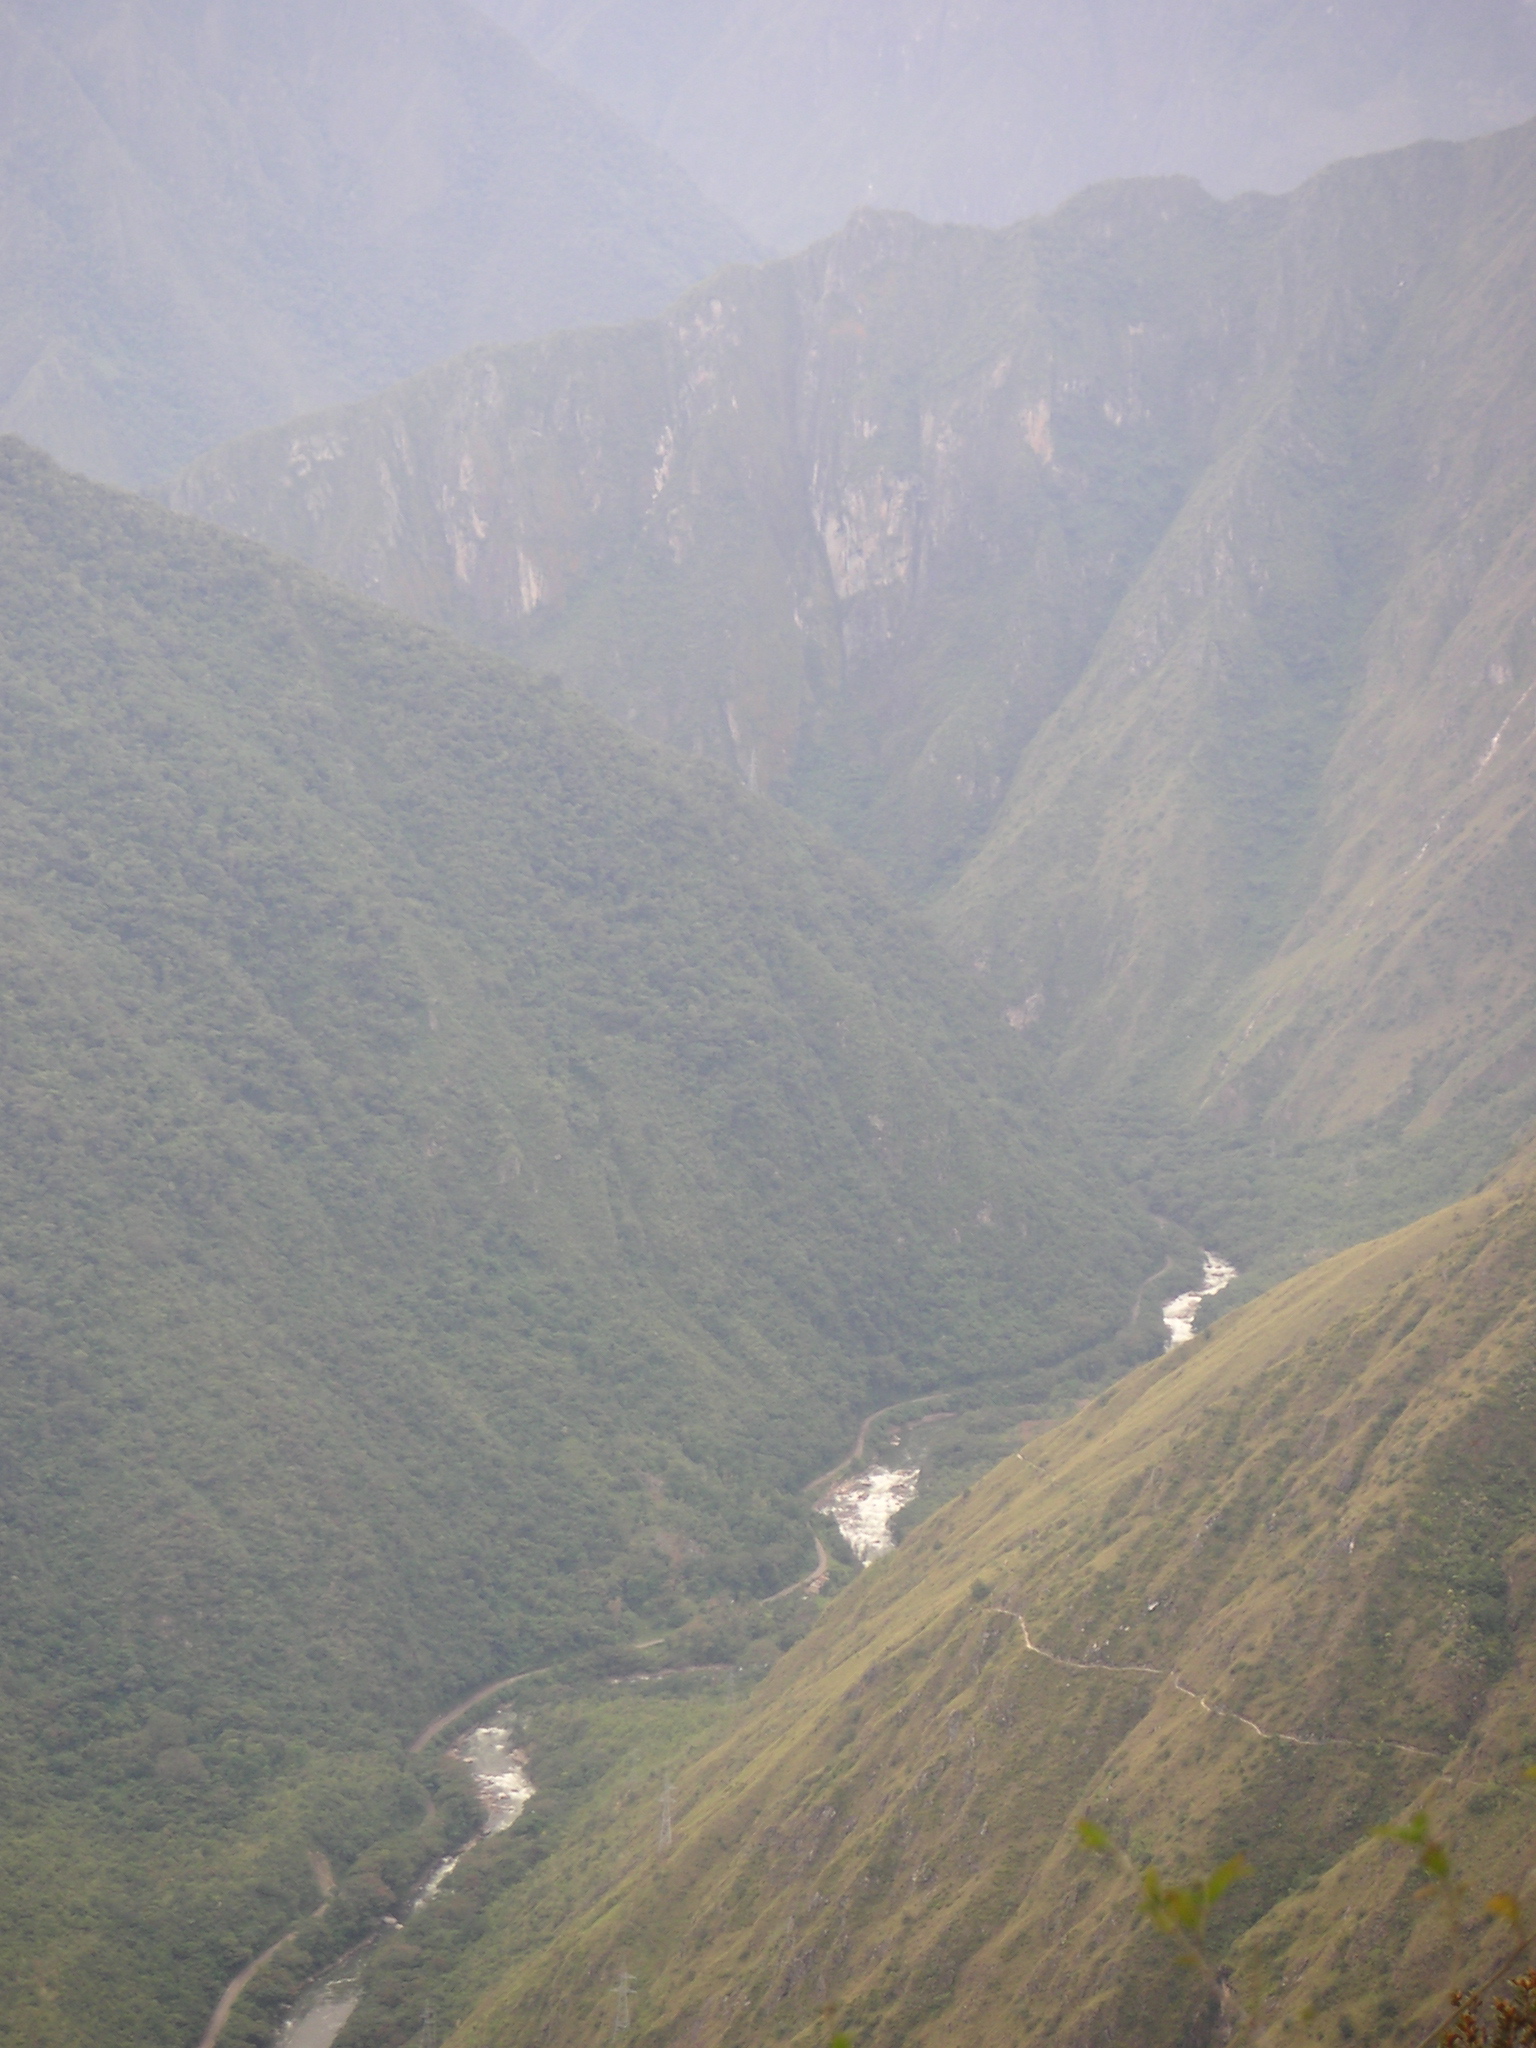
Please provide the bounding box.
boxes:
[274,1719,534,2048]
[813,1248,1237,1562]
[220,1260,1222,2046]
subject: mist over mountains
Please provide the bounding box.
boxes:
[171,120,1536,1273]
[0,0,750,486]
[489,0,1536,249]
[3,10,1536,2048]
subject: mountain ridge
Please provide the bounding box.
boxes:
[0,437,1159,2048]
[169,120,1536,1251]
[482,0,1536,252]
[0,0,752,486]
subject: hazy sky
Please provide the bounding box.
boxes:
[487,0,1536,247]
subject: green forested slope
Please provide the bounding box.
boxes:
[171,122,1536,1252]
[486,0,1536,251]
[944,120,1536,1146]
[165,180,1262,882]
[432,1141,1536,2048]
[0,0,750,487]
[0,440,1158,2048]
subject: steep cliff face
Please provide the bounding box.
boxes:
[172,123,1536,1174]
[945,124,1536,1150]
[170,183,1256,888]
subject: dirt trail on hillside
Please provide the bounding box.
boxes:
[991,1608,1444,1760]
[200,1670,554,2048]
[408,1665,552,1754]
[197,1930,303,2048]
[1128,1256,1174,1329]
[763,1535,829,1601]
[197,1885,340,2048]
[805,1402,914,1497]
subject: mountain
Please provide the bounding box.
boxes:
[0,0,751,487]
[941,123,1536,1166]
[410,1138,1536,2048]
[0,439,1161,2048]
[169,121,1536,1260]
[482,0,1536,251]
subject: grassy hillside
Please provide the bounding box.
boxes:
[0,0,750,486]
[485,0,1536,251]
[426,1139,1536,2048]
[0,439,1161,2048]
[171,122,1536,1253]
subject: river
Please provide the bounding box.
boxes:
[819,1464,920,1562]
[814,1257,1237,1562]
[273,1719,534,2048]
[1161,1252,1237,1347]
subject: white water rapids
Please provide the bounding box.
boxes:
[1161,1252,1237,1348]
[411,1720,533,1910]
[819,1465,920,1563]
[814,1256,1236,1567]
[274,1721,533,2048]
[271,1254,1234,2048]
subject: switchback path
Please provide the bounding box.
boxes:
[991,1608,1444,1761]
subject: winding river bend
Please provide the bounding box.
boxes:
[215,1260,1231,2047]
[273,1720,533,2048]
[1161,1252,1237,1347]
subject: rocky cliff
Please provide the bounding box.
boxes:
[171,123,1536,1183]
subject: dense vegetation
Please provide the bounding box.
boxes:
[0,0,750,486]
[276,1668,756,2048]
[0,439,1164,2047]
[423,1140,1536,2048]
[10,60,1536,2048]
[171,119,1536,1275]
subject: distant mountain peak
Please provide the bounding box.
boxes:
[0,0,752,485]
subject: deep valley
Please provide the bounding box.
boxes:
[1,18,1534,2048]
